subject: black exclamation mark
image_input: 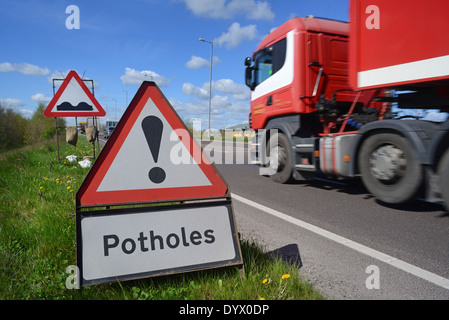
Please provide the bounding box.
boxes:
[142,116,166,184]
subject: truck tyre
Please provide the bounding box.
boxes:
[358,133,423,204]
[267,132,294,183]
[437,149,449,212]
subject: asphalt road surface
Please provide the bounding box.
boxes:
[96,134,449,299]
[204,140,449,300]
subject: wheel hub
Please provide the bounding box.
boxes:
[369,144,406,181]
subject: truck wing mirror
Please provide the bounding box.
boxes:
[244,57,252,66]
[245,67,255,90]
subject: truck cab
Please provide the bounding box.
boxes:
[245,17,375,133]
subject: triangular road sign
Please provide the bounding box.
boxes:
[77,81,229,207]
[44,70,106,117]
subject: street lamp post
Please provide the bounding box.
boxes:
[199,38,213,135]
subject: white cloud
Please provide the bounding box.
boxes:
[228,101,249,113]
[31,93,52,103]
[176,78,250,128]
[182,82,209,99]
[181,0,274,20]
[213,79,250,100]
[18,109,34,119]
[185,56,222,69]
[120,67,170,86]
[170,97,209,116]
[0,62,50,76]
[214,22,258,49]
[182,79,250,100]
[185,56,209,69]
[212,56,222,64]
[0,98,25,108]
[0,62,14,72]
[170,96,249,129]
[211,95,231,110]
[241,0,274,20]
[172,96,230,116]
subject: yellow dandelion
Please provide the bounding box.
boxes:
[67,186,71,190]
[39,186,43,190]
[281,274,290,279]
[259,297,265,300]
[262,278,268,284]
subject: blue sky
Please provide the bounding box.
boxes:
[0,0,349,129]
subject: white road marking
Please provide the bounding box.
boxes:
[232,193,449,290]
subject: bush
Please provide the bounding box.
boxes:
[0,103,67,153]
[0,106,27,152]
[25,104,63,145]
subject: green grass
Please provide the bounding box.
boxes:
[0,136,324,300]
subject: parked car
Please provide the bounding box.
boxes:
[104,126,115,139]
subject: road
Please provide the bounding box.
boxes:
[204,140,449,299]
[96,134,449,299]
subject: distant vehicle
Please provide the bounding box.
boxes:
[104,126,115,139]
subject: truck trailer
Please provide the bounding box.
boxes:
[244,0,449,209]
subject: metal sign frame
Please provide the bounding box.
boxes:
[47,71,103,164]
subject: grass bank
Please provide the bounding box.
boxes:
[0,136,324,300]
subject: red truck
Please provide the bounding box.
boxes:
[245,0,449,209]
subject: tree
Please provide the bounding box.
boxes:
[25,103,66,145]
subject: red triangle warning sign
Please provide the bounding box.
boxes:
[44,70,106,117]
[77,81,229,207]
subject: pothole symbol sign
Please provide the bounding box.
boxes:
[44,70,106,117]
[75,81,242,286]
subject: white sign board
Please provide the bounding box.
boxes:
[76,201,241,286]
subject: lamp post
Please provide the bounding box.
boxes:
[199,37,213,135]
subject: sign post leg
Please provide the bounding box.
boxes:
[55,117,60,164]
[238,264,246,280]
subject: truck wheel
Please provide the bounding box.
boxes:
[437,149,449,212]
[358,133,423,204]
[267,132,294,183]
